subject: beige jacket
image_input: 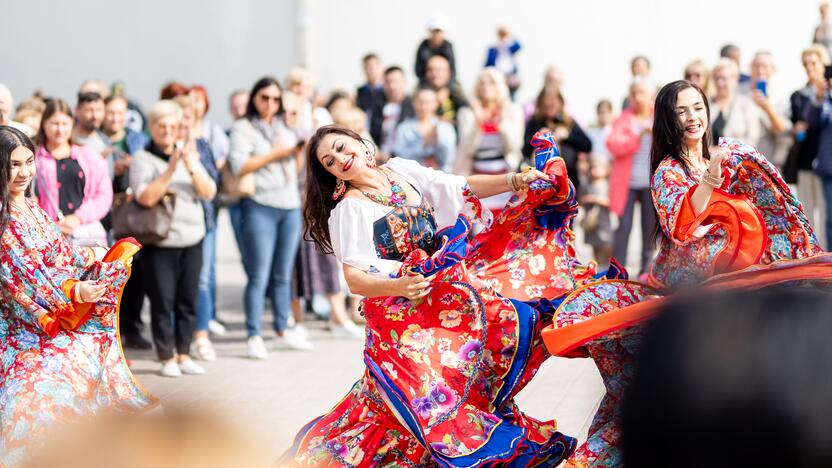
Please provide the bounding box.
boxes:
[455,102,524,175]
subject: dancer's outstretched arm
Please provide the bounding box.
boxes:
[466,169,550,199]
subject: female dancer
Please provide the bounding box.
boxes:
[281,125,632,467]
[543,80,831,466]
[0,126,156,466]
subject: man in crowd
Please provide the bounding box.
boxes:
[415,14,456,84]
[424,54,468,128]
[356,53,386,145]
[73,91,111,156]
[378,65,415,155]
[741,51,792,167]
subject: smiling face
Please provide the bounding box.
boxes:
[675,87,708,148]
[43,111,74,146]
[103,98,127,136]
[315,132,370,182]
[150,114,179,150]
[8,144,35,198]
[803,52,826,85]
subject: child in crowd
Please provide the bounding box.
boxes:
[580,100,614,268]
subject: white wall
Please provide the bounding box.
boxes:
[308,0,822,124]
[1,0,823,127]
[3,0,300,127]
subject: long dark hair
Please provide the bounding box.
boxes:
[650,80,712,240]
[0,125,36,235]
[303,125,369,254]
[244,76,283,121]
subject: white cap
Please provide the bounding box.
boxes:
[426,13,448,32]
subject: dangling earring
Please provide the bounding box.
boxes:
[362,139,377,168]
[332,179,346,200]
[366,150,376,168]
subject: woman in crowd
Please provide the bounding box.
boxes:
[0,125,155,465]
[34,98,112,247]
[710,58,762,148]
[683,59,711,96]
[189,84,230,170]
[787,45,831,248]
[130,100,217,377]
[582,99,615,267]
[285,67,333,139]
[393,86,457,171]
[542,80,831,466]
[282,125,634,466]
[172,95,221,362]
[524,84,591,193]
[228,77,307,359]
[287,92,364,341]
[457,67,524,214]
[606,80,656,275]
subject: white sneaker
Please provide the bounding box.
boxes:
[275,328,314,351]
[160,361,182,378]
[330,321,364,341]
[191,337,217,362]
[293,324,310,341]
[247,336,268,360]
[208,319,227,336]
[178,359,206,375]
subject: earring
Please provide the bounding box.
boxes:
[332,179,346,200]
[365,150,377,168]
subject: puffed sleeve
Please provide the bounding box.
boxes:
[385,157,492,229]
[651,159,697,244]
[329,199,402,279]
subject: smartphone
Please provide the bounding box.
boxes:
[755,80,767,97]
[825,65,832,81]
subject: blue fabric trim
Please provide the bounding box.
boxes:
[411,215,473,277]
[364,358,429,448]
[278,415,324,463]
[493,299,536,408]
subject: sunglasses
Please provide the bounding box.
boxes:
[685,72,702,79]
[259,94,282,103]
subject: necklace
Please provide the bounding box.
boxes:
[360,168,407,207]
[10,198,47,237]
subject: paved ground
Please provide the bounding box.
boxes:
[125,208,646,459]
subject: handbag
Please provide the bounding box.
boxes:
[111,191,176,245]
[220,163,255,198]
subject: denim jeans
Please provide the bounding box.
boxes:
[822,176,832,249]
[195,225,217,332]
[240,198,301,337]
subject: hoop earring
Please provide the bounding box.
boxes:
[332,179,346,201]
[362,139,377,167]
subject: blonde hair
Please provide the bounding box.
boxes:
[285,66,315,89]
[476,67,510,105]
[173,94,196,114]
[712,57,739,78]
[332,106,367,135]
[802,44,831,65]
[147,100,183,126]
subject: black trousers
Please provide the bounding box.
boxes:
[119,253,146,339]
[612,188,657,274]
[142,242,203,361]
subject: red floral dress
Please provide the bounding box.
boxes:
[282,133,634,467]
[0,199,157,467]
[545,138,830,467]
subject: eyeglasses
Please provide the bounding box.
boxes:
[685,72,702,79]
[259,94,281,103]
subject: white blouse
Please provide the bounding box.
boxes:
[328,157,491,279]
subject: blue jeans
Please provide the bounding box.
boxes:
[822,176,832,249]
[195,225,217,332]
[227,203,246,259]
[240,199,301,337]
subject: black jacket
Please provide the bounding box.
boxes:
[523,116,592,191]
[415,39,456,83]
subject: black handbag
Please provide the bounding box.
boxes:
[111,191,176,245]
